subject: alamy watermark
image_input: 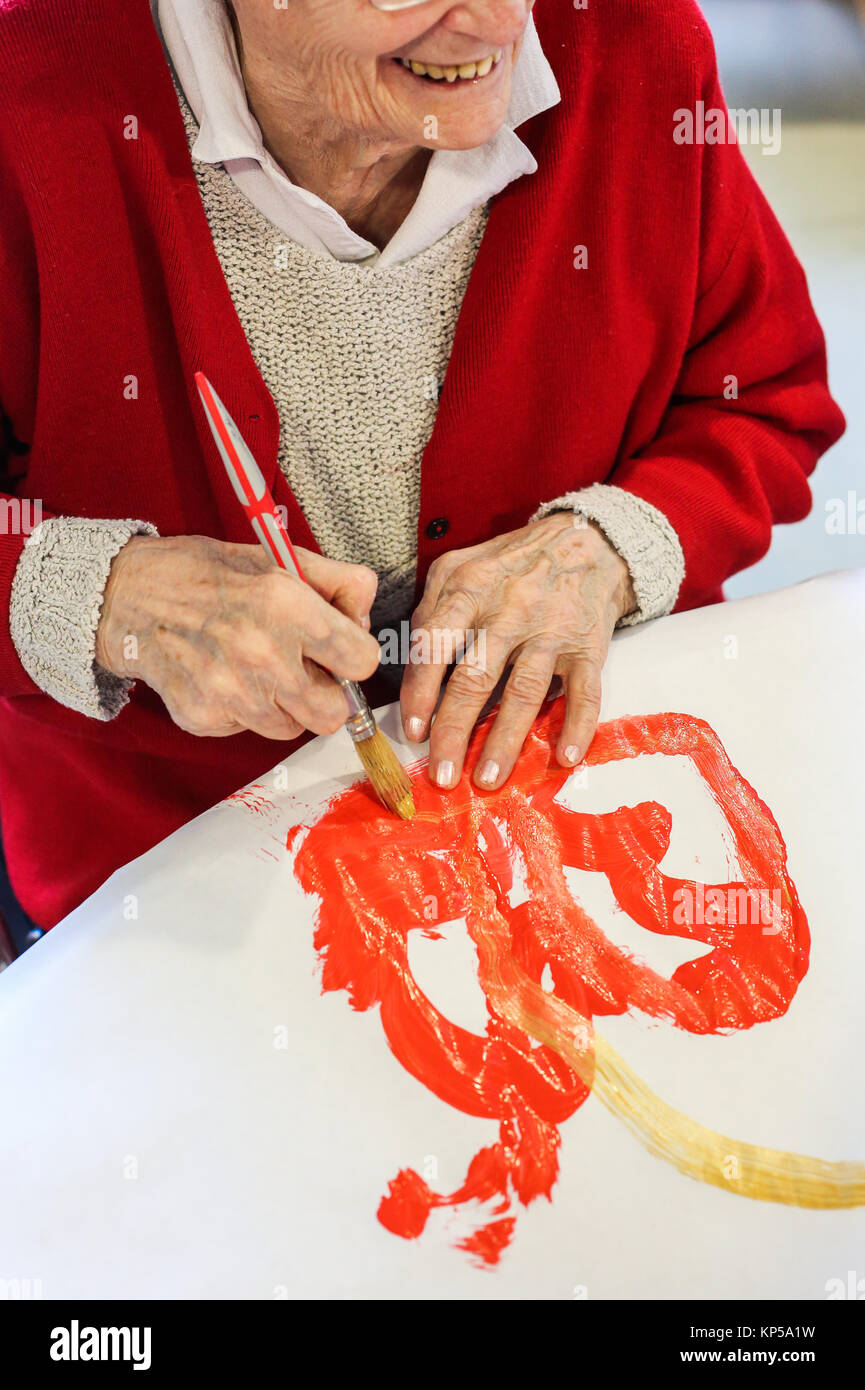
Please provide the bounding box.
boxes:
[674,102,783,156]
[0,498,42,536]
[378,621,487,670]
[50,1321,151,1371]
[825,491,865,535]
[672,883,783,934]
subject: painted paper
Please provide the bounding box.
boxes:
[293,705,865,1264]
[1,570,863,1298]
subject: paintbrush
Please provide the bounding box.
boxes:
[195,372,416,821]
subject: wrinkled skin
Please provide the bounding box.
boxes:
[402,514,635,789]
[96,535,380,739]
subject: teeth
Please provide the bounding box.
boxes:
[399,49,504,83]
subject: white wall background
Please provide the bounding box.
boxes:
[699,0,865,597]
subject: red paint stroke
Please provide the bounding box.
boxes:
[291,706,809,1263]
[224,784,276,817]
[457,1218,517,1269]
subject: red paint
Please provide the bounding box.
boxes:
[224,784,276,817]
[457,1219,518,1269]
[292,705,809,1262]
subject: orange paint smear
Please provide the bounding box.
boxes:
[291,705,861,1263]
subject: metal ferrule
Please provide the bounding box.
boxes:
[339,679,376,743]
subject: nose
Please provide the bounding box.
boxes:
[370,0,532,35]
[437,1,532,43]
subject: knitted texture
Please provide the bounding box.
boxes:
[10,518,158,718]
[177,86,489,630]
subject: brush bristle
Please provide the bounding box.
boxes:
[354,729,416,820]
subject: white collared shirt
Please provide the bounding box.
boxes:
[152,0,560,267]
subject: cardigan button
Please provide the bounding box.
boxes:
[425,517,450,541]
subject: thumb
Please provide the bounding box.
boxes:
[295,550,378,630]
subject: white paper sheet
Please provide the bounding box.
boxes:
[1,569,863,1300]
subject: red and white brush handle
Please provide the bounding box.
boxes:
[194,372,374,738]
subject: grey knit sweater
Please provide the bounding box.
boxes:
[10,88,684,720]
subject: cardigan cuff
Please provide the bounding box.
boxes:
[532,482,685,625]
[10,517,160,720]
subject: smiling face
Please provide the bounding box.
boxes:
[229,0,535,151]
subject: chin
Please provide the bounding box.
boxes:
[408,88,513,152]
[433,108,511,151]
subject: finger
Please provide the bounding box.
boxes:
[297,551,378,631]
[229,584,377,731]
[424,630,514,789]
[236,709,306,742]
[400,586,481,746]
[289,585,381,684]
[167,665,304,742]
[164,700,245,739]
[555,653,604,769]
[233,667,308,741]
[471,645,558,790]
[412,551,460,616]
[272,657,356,737]
[163,666,249,738]
[236,653,342,739]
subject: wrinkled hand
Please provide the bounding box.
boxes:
[95,534,380,739]
[400,513,636,789]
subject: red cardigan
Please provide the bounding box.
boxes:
[0,0,845,929]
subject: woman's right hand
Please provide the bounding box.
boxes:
[94,534,381,740]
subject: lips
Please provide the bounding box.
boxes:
[394,49,505,83]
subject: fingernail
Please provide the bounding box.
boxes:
[563,745,582,765]
[476,760,500,787]
[433,760,455,789]
[360,613,371,632]
[406,717,426,741]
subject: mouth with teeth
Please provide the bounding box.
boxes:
[394,49,505,83]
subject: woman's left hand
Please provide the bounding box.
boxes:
[400,512,637,790]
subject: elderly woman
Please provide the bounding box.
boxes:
[0,0,844,933]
